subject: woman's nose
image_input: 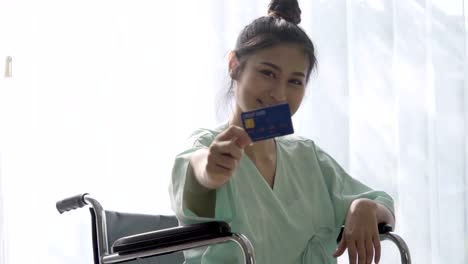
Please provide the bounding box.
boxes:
[269,85,287,103]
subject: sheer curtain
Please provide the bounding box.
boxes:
[0,0,466,263]
[291,0,467,263]
[0,1,220,263]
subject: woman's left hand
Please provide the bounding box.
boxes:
[333,198,380,264]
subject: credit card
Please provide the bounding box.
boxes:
[241,103,294,142]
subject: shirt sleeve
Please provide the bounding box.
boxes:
[168,129,234,226]
[313,144,395,228]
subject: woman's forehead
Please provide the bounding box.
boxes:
[247,44,309,72]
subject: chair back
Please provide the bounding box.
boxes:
[90,209,185,264]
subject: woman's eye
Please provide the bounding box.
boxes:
[290,79,303,86]
[260,70,276,78]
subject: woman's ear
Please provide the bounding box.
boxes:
[228,50,239,79]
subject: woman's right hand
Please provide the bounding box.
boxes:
[201,125,252,189]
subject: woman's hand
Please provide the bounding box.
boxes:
[333,198,380,264]
[193,125,252,190]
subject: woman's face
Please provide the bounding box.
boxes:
[230,43,309,118]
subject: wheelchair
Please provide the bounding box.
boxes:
[56,193,411,264]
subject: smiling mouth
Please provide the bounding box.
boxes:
[256,98,288,107]
[257,98,274,107]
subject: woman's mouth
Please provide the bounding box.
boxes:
[257,98,275,107]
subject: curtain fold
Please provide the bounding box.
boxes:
[465,0,468,259]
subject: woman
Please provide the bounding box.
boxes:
[169,0,395,263]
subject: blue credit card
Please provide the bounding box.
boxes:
[241,103,294,142]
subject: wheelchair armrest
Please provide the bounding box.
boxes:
[112,221,231,254]
[336,223,393,243]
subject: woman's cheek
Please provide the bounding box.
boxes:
[236,88,260,111]
[289,92,305,114]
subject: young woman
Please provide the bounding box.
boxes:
[169,1,395,263]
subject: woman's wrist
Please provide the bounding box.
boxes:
[350,198,378,216]
[189,148,216,191]
[350,198,396,226]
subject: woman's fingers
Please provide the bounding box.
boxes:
[217,125,252,147]
[345,235,377,264]
[211,139,243,159]
[207,161,231,175]
[208,148,238,170]
[216,154,238,170]
[335,229,380,264]
[225,138,244,160]
[365,239,374,264]
[373,234,381,264]
[333,233,347,257]
[203,125,252,189]
[347,240,358,264]
[357,239,366,264]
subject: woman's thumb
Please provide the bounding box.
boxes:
[235,134,252,148]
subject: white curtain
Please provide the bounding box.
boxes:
[0,0,466,263]
[294,1,467,263]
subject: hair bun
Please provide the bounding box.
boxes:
[268,0,302,25]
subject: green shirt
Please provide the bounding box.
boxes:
[169,124,395,264]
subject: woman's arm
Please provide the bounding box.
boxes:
[184,126,251,218]
[184,148,216,218]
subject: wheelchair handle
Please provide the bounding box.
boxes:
[56,193,89,214]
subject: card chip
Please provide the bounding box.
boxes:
[245,118,255,129]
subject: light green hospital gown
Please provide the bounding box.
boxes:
[169,124,395,264]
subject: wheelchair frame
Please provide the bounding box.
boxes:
[56,193,411,264]
[57,193,255,264]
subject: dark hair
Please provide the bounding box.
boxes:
[228,0,317,93]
